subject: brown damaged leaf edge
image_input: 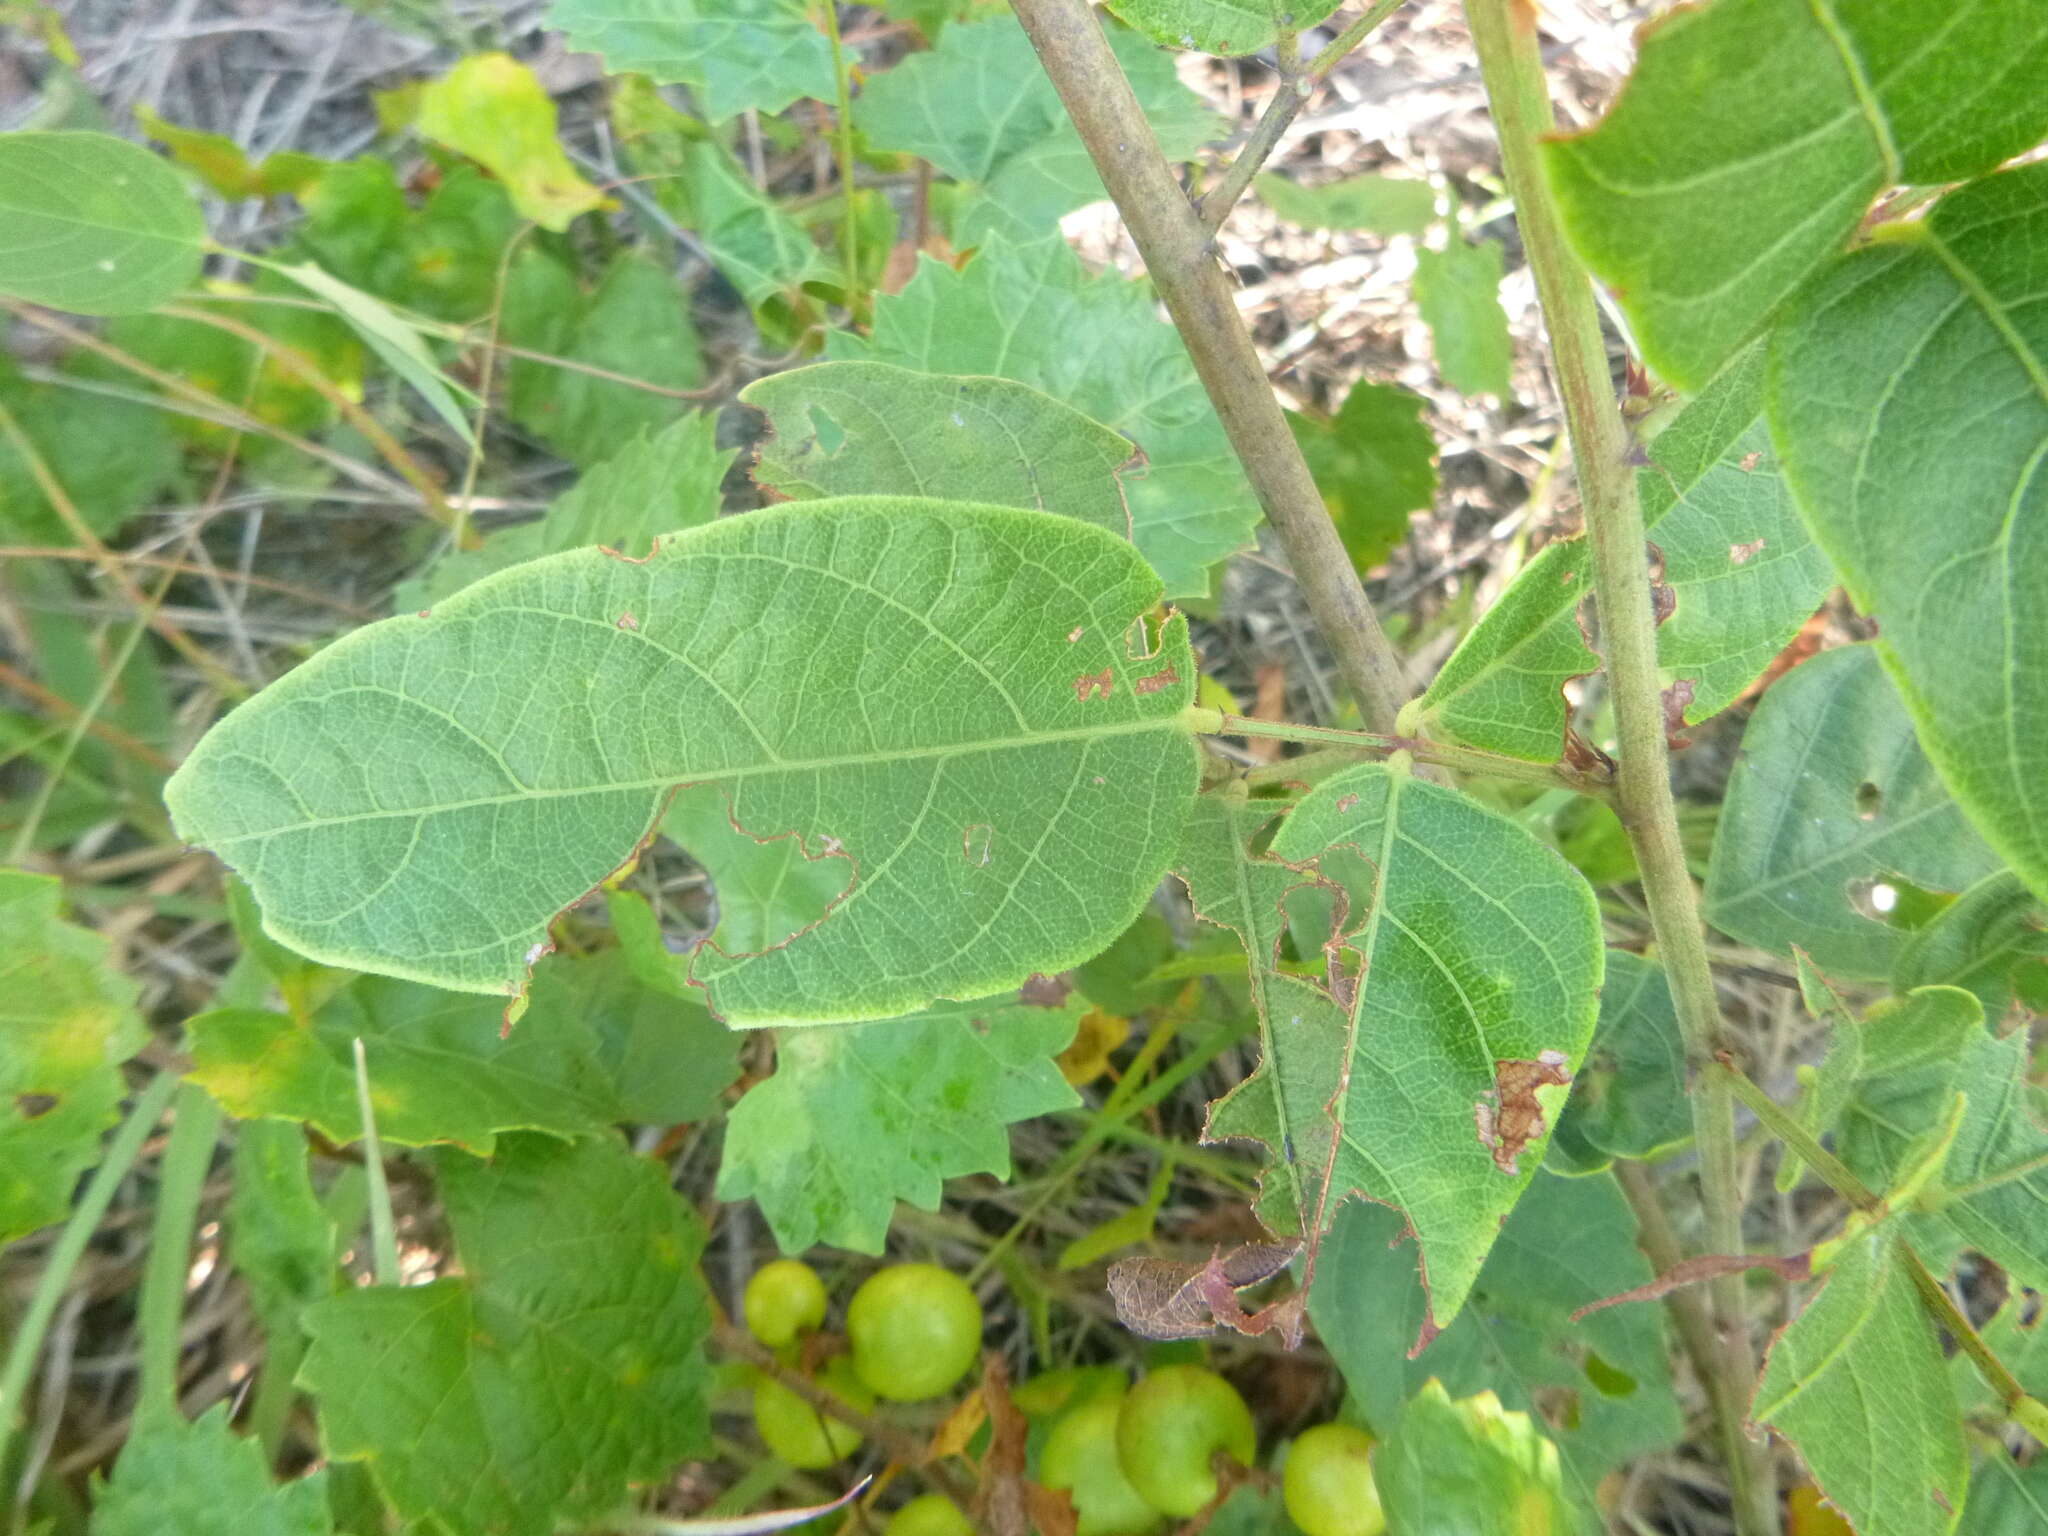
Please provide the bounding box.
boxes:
[1473,1049,1572,1175]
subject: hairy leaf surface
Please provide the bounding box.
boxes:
[166,498,1200,1022]
[1770,164,2048,903]
[831,236,1256,597]
[1753,1235,1968,1536]
[718,993,1084,1252]
[1424,344,1830,759]
[546,0,834,120]
[1705,646,2003,978]
[299,1134,712,1536]
[0,132,205,314]
[744,363,1134,539]
[1547,1,2048,388]
[1262,764,1603,1330]
[92,1406,331,1536]
[0,870,146,1242]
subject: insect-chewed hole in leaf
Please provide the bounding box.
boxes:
[962,823,995,869]
[1123,608,1167,661]
[1474,1050,1572,1175]
[15,1093,58,1120]
[1853,780,1883,820]
[1844,875,1901,925]
[2018,1290,2043,1330]
[1582,1350,1639,1398]
[1278,853,1368,1011]
[803,402,847,457]
[1531,1384,1583,1433]
[657,783,855,957]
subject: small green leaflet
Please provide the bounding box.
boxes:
[546,0,834,120]
[1414,238,1511,398]
[165,498,1200,1023]
[1769,162,2048,906]
[90,1405,331,1536]
[1422,343,1830,761]
[1705,645,2005,980]
[717,993,1084,1253]
[1547,950,1689,1175]
[1374,1380,1574,1536]
[0,131,206,315]
[832,235,1256,597]
[744,362,1135,539]
[1101,0,1340,57]
[300,1134,713,1536]
[1288,381,1437,577]
[1546,0,2048,389]
[1254,172,1436,237]
[1752,1234,1968,1536]
[1261,764,1603,1332]
[0,870,146,1243]
[673,141,838,309]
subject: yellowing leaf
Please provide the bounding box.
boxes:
[1057,1007,1129,1086]
[416,53,609,232]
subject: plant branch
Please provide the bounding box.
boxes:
[1711,1062,1875,1212]
[135,1084,224,1423]
[1011,0,1413,737]
[1197,0,1407,235]
[1459,4,1774,1531]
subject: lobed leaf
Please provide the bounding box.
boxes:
[1705,645,2003,979]
[833,235,1256,597]
[670,141,837,309]
[744,362,1135,539]
[717,993,1084,1253]
[0,870,146,1243]
[1423,342,1831,760]
[299,1134,713,1536]
[1546,0,2048,389]
[0,131,206,315]
[1311,1171,1681,1529]
[416,53,609,233]
[1259,764,1604,1331]
[1769,162,2048,904]
[1288,381,1437,577]
[1100,0,1340,58]
[165,498,1200,1023]
[1413,237,1511,398]
[546,0,834,120]
[1752,1234,1968,1536]
[91,1405,331,1536]
[1375,1380,1574,1536]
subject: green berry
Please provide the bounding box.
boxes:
[1114,1365,1256,1518]
[744,1258,828,1349]
[1282,1424,1385,1536]
[886,1494,974,1536]
[1042,1392,1165,1536]
[847,1263,983,1401]
[751,1358,872,1469]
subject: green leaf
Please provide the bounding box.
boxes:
[1704,645,2005,979]
[1312,1171,1681,1529]
[501,248,704,465]
[1920,1026,2048,1295]
[1253,172,1435,237]
[292,161,522,324]
[1752,1234,1969,1536]
[1261,764,1604,1329]
[299,1134,713,1536]
[1375,1379,1574,1536]
[416,53,609,232]
[546,0,835,121]
[165,498,1201,1022]
[833,235,1256,597]
[189,948,738,1151]
[0,870,147,1243]
[744,362,1135,539]
[91,1405,331,1536]
[0,131,205,314]
[1894,872,2048,1027]
[1544,0,2048,390]
[133,105,329,202]
[0,352,174,542]
[1413,237,1511,398]
[717,993,1083,1252]
[1422,342,1832,760]
[397,411,732,610]
[673,141,836,308]
[1769,163,2048,904]
[229,1118,337,1335]
[658,782,850,956]
[1100,0,1340,57]
[1547,950,1689,1174]
[855,17,1217,245]
[1288,381,1436,576]
[1961,1453,2048,1536]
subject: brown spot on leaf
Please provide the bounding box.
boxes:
[616,611,639,631]
[1662,679,1697,749]
[599,538,661,564]
[1729,537,1766,565]
[1019,973,1074,1008]
[416,609,431,619]
[963,823,994,868]
[1739,451,1762,472]
[1107,1242,1304,1348]
[1066,625,1084,643]
[1133,663,1180,696]
[1474,1050,1572,1174]
[1335,794,1359,814]
[1074,668,1114,702]
[1562,729,1616,779]
[15,1093,57,1120]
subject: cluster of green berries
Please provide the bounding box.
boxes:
[739,1259,1386,1536]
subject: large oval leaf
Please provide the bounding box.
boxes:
[165,498,1200,1023]
[0,132,206,315]
[1769,162,2048,904]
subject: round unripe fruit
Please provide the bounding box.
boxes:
[1042,1393,1164,1536]
[886,1495,974,1536]
[847,1263,983,1401]
[751,1358,872,1468]
[744,1259,829,1349]
[1114,1365,1256,1518]
[1282,1424,1386,1536]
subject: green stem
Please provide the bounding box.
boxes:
[1712,1063,1875,1212]
[1196,0,1406,235]
[1186,707,1612,797]
[0,1072,179,1477]
[1459,5,1774,1531]
[1898,1244,2033,1422]
[1012,0,1414,736]
[135,1085,225,1424]
[352,1039,401,1286]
